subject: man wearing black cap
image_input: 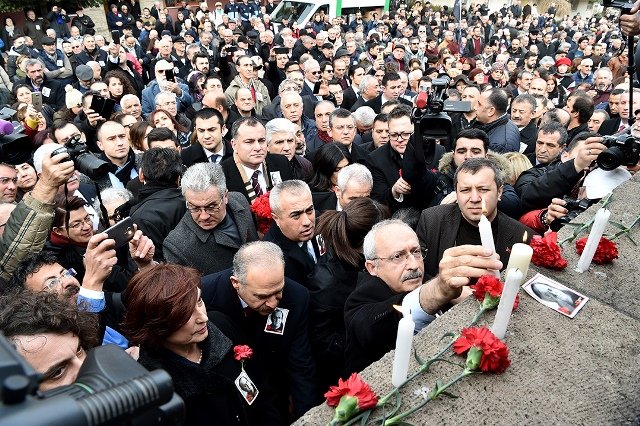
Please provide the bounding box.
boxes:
[71,7,96,36]
[39,36,75,87]
[172,36,190,79]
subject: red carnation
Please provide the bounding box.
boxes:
[530,232,568,270]
[325,373,378,423]
[233,345,253,362]
[471,275,519,310]
[250,192,273,235]
[575,236,618,264]
[453,327,510,374]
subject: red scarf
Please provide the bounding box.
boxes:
[49,231,89,249]
[317,130,333,143]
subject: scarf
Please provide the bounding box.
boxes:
[50,231,89,249]
[102,150,137,187]
[317,130,333,143]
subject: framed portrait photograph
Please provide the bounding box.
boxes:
[523,273,589,319]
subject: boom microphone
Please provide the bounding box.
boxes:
[0,119,14,136]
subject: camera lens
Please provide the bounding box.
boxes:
[597,146,625,171]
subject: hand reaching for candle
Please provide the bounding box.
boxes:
[419,245,503,315]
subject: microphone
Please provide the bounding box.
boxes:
[0,119,14,136]
[415,91,428,109]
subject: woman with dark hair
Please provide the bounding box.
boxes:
[149,108,191,147]
[106,43,144,96]
[105,69,137,108]
[1,17,21,53]
[32,129,55,151]
[128,120,152,152]
[307,197,389,390]
[307,142,352,192]
[546,75,566,107]
[43,195,138,293]
[187,71,206,103]
[122,264,281,426]
[320,61,334,84]
[15,162,37,202]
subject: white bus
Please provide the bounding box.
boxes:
[270,0,390,33]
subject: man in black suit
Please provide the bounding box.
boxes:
[342,65,366,111]
[536,32,557,58]
[416,158,534,279]
[328,108,370,164]
[511,94,539,154]
[350,75,380,112]
[300,59,322,99]
[181,108,233,167]
[263,180,319,288]
[221,117,293,204]
[130,148,186,261]
[363,71,412,114]
[368,106,419,212]
[597,90,634,136]
[201,241,319,422]
[344,219,504,374]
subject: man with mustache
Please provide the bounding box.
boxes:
[344,218,505,374]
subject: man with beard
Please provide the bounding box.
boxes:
[589,67,613,108]
[6,35,38,81]
[344,218,505,374]
[24,59,64,110]
[510,94,538,154]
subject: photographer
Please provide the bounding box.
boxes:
[0,151,74,282]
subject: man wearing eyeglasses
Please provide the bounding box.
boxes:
[344,218,504,374]
[164,162,258,275]
[141,59,193,117]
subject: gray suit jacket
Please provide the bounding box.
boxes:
[163,192,258,275]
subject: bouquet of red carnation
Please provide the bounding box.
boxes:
[576,236,618,264]
[471,275,519,310]
[530,232,568,270]
[325,373,378,425]
[453,326,511,374]
[251,191,272,235]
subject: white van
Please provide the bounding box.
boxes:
[270,0,390,33]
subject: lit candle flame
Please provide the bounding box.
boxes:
[523,231,528,243]
[393,305,403,313]
[481,197,487,215]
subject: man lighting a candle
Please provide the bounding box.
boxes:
[416,158,534,279]
[343,219,503,375]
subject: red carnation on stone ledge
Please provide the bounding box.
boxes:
[325,373,378,425]
[453,326,511,374]
[530,232,568,270]
[575,236,618,264]
[471,275,519,310]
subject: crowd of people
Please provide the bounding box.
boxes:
[0,0,639,423]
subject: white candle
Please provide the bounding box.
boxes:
[479,214,500,278]
[491,268,523,340]
[506,243,533,279]
[576,208,611,273]
[391,305,414,388]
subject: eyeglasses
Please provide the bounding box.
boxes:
[311,70,321,75]
[389,131,412,140]
[156,69,172,74]
[157,100,176,108]
[68,214,94,229]
[324,69,334,73]
[186,199,224,215]
[372,248,423,264]
[330,90,343,96]
[123,122,135,129]
[43,268,77,291]
[0,177,18,185]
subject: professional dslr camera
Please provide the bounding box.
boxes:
[50,134,110,180]
[598,134,640,171]
[549,196,596,231]
[0,333,184,426]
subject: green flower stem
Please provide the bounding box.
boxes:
[607,215,640,244]
[469,307,488,326]
[383,369,475,425]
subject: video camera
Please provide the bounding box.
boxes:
[0,333,184,426]
[602,0,633,13]
[412,76,471,150]
[0,108,31,166]
[50,134,110,180]
[598,134,640,171]
[549,196,596,232]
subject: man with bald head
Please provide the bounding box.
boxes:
[201,241,319,421]
[97,121,138,189]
